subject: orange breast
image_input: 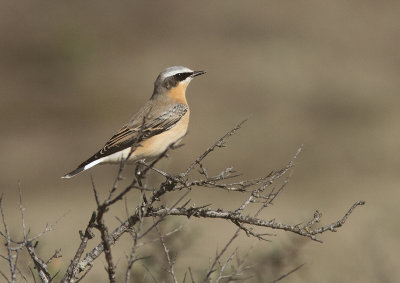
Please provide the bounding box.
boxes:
[168,82,189,104]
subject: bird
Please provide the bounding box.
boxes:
[62,66,206,178]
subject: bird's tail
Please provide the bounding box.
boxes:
[61,166,85,179]
[62,157,103,179]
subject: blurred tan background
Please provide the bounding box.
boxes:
[1,0,399,282]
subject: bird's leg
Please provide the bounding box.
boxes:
[135,162,148,204]
[135,162,145,188]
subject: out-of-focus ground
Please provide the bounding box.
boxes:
[1,1,399,282]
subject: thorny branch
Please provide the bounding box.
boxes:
[149,200,365,243]
[0,187,65,283]
[67,120,364,281]
[0,120,365,282]
[182,119,247,177]
[62,212,96,283]
[0,194,16,283]
[92,177,116,283]
[26,242,52,283]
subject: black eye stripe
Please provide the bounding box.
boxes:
[173,72,192,81]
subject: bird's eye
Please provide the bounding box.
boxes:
[175,72,191,81]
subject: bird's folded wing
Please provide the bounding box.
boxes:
[76,103,188,169]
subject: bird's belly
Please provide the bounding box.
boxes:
[135,112,189,159]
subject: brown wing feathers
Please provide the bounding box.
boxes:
[74,103,188,170]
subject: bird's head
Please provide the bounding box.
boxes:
[153,66,206,96]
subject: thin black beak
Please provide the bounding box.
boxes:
[191,70,206,77]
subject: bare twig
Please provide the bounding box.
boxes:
[26,242,52,283]
[270,264,305,283]
[203,229,240,282]
[188,267,195,283]
[18,183,27,240]
[215,248,252,283]
[0,194,16,283]
[141,263,158,283]
[155,223,178,283]
[182,119,247,177]
[124,228,139,283]
[45,249,62,265]
[72,131,364,279]
[28,267,37,283]
[61,212,96,283]
[150,200,365,243]
[91,180,116,283]
[306,201,366,237]
[2,120,362,283]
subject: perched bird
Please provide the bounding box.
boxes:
[62,66,205,178]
